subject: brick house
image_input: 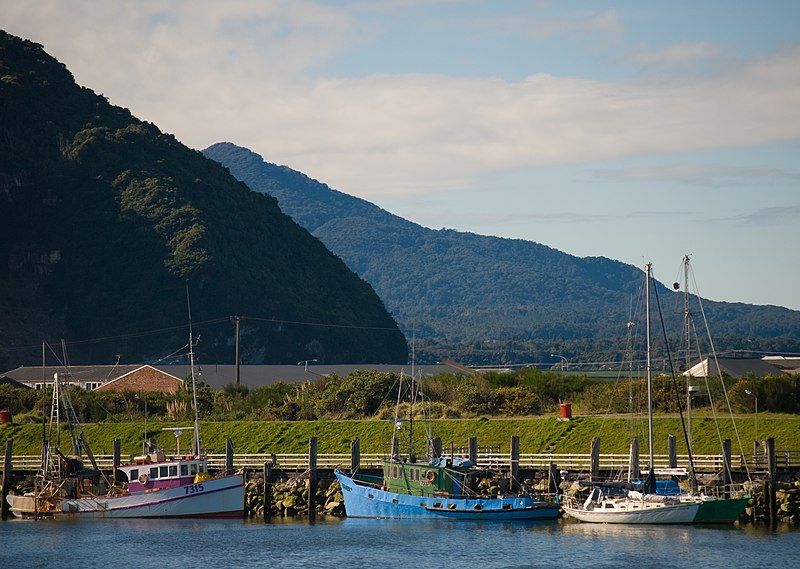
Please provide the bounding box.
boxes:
[93,365,183,394]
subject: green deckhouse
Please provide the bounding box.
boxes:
[382,457,483,497]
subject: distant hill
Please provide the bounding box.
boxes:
[203,142,800,364]
[0,31,407,369]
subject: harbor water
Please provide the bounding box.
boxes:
[1,518,798,568]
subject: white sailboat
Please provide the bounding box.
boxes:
[563,262,701,524]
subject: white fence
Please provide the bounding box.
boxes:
[8,450,799,473]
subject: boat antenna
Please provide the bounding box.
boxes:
[186,282,201,458]
[652,264,698,492]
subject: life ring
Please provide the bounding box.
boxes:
[138,473,149,484]
[425,470,436,483]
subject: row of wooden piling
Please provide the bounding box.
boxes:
[0,433,788,524]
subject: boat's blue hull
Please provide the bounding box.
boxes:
[335,470,559,520]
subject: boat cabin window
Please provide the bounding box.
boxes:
[160,466,169,478]
[129,469,138,481]
[604,503,614,509]
[150,467,158,479]
[190,463,198,475]
[411,469,419,481]
[169,465,178,477]
[181,464,188,476]
[200,463,206,473]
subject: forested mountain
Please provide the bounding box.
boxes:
[204,142,800,365]
[0,31,407,369]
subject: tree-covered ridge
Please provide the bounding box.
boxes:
[203,142,800,363]
[0,31,407,368]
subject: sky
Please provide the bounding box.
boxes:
[4,1,800,309]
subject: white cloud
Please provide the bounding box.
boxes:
[631,41,721,65]
[480,8,622,41]
[3,2,800,199]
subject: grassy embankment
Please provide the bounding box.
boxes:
[2,413,797,457]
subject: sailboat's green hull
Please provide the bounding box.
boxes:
[693,496,750,524]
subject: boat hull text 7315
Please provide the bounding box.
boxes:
[8,472,244,519]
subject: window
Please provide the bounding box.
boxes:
[150,467,158,479]
[131,469,139,480]
[180,464,188,476]
[169,466,178,477]
[200,463,206,473]
[160,466,168,478]
[190,463,198,475]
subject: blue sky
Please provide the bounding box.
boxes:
[5,1,800,309]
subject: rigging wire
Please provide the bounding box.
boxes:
[689,264,752,482]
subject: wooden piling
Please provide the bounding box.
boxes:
[510,436,519,492]
[766,437,777,480]
[468,437,477,464]
[590,437,600,481]
[112,438,121,485]
[628,437,640,482]
[350,437,360,473]
[548,462,561,494]
[722,438,732,485]
[263,462,272,520]
[668,435,677,469]
[766,437,777,525]
[2,438,12,521]
[308,437,318,523]
[225,437,234,471]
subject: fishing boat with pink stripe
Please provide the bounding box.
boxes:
[6,289,244,519]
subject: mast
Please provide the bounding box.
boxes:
[390,373,403,460]
[408,326,415,462]
[186,284,201,458]
[645,262,654,473]
[40,341,47,473]
[683,254,692,448]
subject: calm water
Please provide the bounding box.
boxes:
[1,518,798,569]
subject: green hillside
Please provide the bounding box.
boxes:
[204,142,800,364]
[0,31,406,368]
[3,415,795,457]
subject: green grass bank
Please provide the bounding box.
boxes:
[2,413,797,457]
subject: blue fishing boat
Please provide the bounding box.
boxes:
[335,456,559,520]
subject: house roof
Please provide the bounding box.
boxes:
[2,365,143,383]
[762,356,800,373]
[0,374,28,388]
[683,357,785,379]
[95,365,183,390]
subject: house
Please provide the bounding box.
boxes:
[1,364,182,393]
[682,357,785,379]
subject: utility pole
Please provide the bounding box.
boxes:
[234,316,241,386]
